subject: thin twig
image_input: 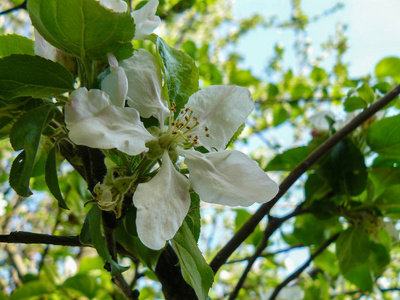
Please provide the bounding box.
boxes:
[225,244,305,265]
[269,233,340,300]
[210,83,400,273]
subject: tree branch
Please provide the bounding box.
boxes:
[269,233,340,300]
[0,232,84,247]
[228,204,308,299]
[225,244,305,265]
[210,83,400,273]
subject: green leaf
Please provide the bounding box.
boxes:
[344,96,367,112]
[305,173,331,203]
[0,34,34,57]
[292,214,341,246]
[115,222,162,270]
[198,62,222,85]
[0,55,74,100]
[310,67,328,83]
[267,83,279,99]
[343,264,373,292]
[171,221,214,300]
[272,103,288,126]
[186,192,201,242]
[62,274,98,299]
[235,209,262,246]
[9,104,54,196]
[28,0,135,61]
[79,214,92,245]
[123,206,138,237]
[10,280,55,300]
[45,145,68,209]
[375,57,400,81]
[156,36,199,114]
[317,139,367,196]
[374,185,400,218]
[357,82,375,103]
[88,206,129,276]
[230,70,259,87]
[336,225,370,273]
[370,156,400,195]
[367,114,400,159]
[266,146,308,171]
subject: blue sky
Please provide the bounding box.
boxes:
[232,0,400,78]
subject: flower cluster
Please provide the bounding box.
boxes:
[61,0,279,250]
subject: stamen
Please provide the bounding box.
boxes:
[205,126,209,131]
[172,102,176,107]
[206,134,210,137]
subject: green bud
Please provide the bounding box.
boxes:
[145,140,164,159]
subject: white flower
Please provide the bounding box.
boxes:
[131,0,161,40]
[309,110,335,134]
[65,50,279,250]
[94,0,161,40]
[97,0,128,12]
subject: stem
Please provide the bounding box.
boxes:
[210,83,400,273]
[269,233,340,300]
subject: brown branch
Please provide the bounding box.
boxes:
[269,233,340,300]
[225,244,305,265]
[210,83,400,273]
[0,231,84,246]
[228,204,307,300]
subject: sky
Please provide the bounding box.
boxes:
[232,0,400,79]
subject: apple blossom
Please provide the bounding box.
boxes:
[65,50,279,250]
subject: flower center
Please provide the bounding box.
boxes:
[166,102,210,148]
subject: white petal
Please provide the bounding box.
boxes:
[183,149,279,206]
[186,85,254,151]
[34,30,57,61]
[309,111,335,133]
[101,53,128,107]
[134,151,191,250]
[131,0,161,40]
[65,88,154,156]
[97,0,127,12]
[121,49,169,124]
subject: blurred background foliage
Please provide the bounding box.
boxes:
[1,0,400,299]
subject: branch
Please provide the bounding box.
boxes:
[0,0,27,16]
[225,244,305,265]
[210,83,400,273]
[0,231,84,247]
[269,233,340,300]
[228,204,307,299]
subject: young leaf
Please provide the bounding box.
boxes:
[156,37,199,114]
[28,0,135,61]
[357,82,375,103]
[171,221,214,300]
[266,146,308,171]
[336,225,370,274]
[88,206,129,276]
[0,34,34,57]
[9,104,54,196]
[0,55,74,100]
[45,145,69,209]
[367,114,400,159]
[344,96,367,112]
[375,57,400,81]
